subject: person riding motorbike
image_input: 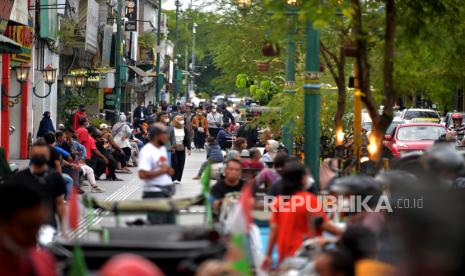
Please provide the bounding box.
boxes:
[447,113,465,144]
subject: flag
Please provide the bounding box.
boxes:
[69,246,88,276]
[68,186,80,231]
[226,182,253,276]
[200,162,212,225]
[200,162,211,194]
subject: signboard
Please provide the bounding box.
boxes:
[124,0,137,32]
[10,0,28,25]
[101,25,113,66]
[5,25,33,63]
[129,32,138,61]
[104,93,116,110]
[85,0,99,53]
[0,0,14,34]
[39,0,57,41]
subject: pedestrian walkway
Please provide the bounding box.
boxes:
[65,150,207,240]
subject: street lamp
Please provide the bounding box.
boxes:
[33,64,57,98]
[3,64,31,98]
[74,74,87,96]
[63,74,75,88]
[237,0,251,7]
[287,0,298,6]
[74,74,87,88]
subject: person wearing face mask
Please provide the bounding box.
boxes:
[73,104,87,131]
[171,115,192,184]
[191,107,209,151]
[37,111,55,138]
[112,114,133,169]
[156,111,176,164]
[8,140,66,231]
[0,182,58,276]
[138,123,176,224]
[207,107,222,138]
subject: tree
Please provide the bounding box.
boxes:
[350,0,396,161]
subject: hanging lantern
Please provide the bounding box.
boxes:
[74,74,87,88]
[63,74,75,88]
[41,64,57,86]
[13,64,31,83]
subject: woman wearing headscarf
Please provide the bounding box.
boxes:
[262,139,280,163]
[112,114,132,170]
[37,111,55,138]
[171,115,191,184]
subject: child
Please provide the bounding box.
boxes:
[193,137,224,179]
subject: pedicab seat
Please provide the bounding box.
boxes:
[82,194,204,213]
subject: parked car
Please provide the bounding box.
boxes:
[384,123,446,158]
[399,108,441,123]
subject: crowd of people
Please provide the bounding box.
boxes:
[4,100,465,275]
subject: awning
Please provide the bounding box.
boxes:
[127,65,149,77]
[0,34,21,53]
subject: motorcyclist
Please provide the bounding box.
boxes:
[447,113,465,143]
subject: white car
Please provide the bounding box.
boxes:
[399,108,441,123]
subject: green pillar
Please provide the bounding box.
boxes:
[282,15,297,154]
[304,21,321,189]
[155,0,162,104]
[114,0,122,115]
[173,0,180,101]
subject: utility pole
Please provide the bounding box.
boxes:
[353,63,362,164]
[174,0,181,101]
[155,0,162,104]
[304,21,321,189]
[115,0,123,115]
[191,22,197,100]
[185,46,189,100]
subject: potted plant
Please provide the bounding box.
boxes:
[256,61,270,71]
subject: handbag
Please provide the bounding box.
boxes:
[198,127,205,133]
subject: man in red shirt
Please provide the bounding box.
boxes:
[262,161,342,270]
[76,118,108,179]
[73,104,87,130]
[0,181,57,276]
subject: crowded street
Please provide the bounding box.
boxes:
[3,0,465,276]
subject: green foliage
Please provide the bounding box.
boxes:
[58,18,84,49]
[138,32,156,49]
[89,117,107,129]
[57,88,99,125]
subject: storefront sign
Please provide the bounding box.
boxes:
[0,0,14,34]
[9,0,28,25]
[85,0,99,54]
[40,0,58,41]
[101,25,113,67]
[124,0,137,32]
[5,25,33,63]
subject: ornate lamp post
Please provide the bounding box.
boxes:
[235,0,321,187]
[33,64,57,98]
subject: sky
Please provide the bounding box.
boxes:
[163,0,216,11]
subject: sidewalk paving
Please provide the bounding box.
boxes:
[63,151,207,240]
[12,150,207,240]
